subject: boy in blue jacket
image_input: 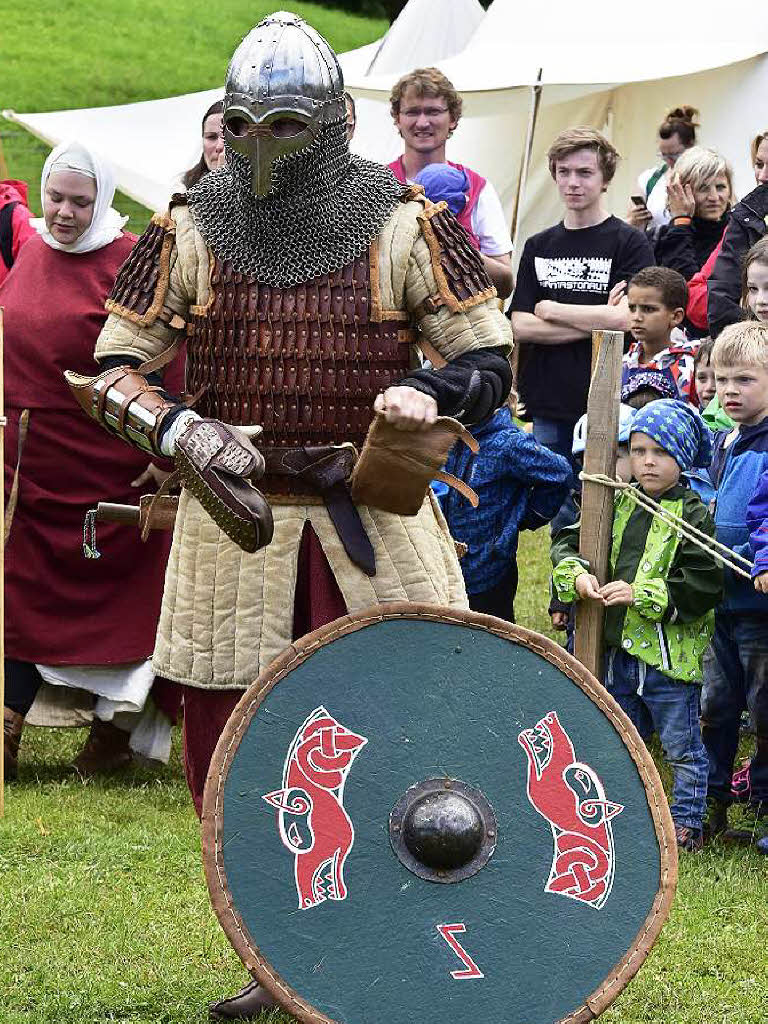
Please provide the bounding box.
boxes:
[702,321,768,838]
[439,399,572,622]
[747,469,768,853]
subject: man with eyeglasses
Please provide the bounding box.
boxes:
[388,67,514,298]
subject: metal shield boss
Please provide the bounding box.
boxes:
[203,606,677,1024]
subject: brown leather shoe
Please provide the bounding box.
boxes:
[675,823,704,853]
[209,980,279,1020]
[73,717,132,776]
[4,707,24,781]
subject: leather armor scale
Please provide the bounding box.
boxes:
[186,253,415,495]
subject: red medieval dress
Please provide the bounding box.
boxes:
[1,233,181,717]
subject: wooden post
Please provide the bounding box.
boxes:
[510,68,543,252]
[1,309,5,816]
[574,330,623,682]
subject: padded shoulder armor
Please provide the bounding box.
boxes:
[399,183,426,205]
[105,212,176,326]
[418,201,495,313]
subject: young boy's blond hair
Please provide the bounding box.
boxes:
[712,321,768,368]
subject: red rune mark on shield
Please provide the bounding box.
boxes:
[436,923,485,979]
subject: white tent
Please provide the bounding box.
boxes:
[346,0,768,251]
[340,0,484,79]
[2,0,484,215]
[4,0,768,251]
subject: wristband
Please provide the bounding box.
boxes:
[160,408,202,456]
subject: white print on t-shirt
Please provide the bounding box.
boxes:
[534,256,612,293]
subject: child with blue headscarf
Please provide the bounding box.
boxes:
[552,399,723,852]
[414,163,480,250]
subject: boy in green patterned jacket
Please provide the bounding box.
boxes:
[552,399,723,851]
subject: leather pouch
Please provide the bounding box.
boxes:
[350,414,479,516]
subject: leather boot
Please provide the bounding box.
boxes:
[209,980,279,1021]
[4,707,24,781]
[73,717,132,776]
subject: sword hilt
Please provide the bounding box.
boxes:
[82,496,178,558]
[95,502,141,525]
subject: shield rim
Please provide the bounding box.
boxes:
[201,602,678,1024]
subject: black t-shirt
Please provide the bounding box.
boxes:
[511,216,654,421]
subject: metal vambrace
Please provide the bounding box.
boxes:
[64,365,180,457]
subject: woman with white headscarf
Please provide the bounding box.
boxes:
[1,141,183,780]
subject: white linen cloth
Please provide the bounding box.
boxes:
[31,139,128,253]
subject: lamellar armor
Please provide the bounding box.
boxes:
[185,251,414,453]
[65,12,508,561]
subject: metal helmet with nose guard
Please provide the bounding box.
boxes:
[185,10,405,287]
[223,11,346,198]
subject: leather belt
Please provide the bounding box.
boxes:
[261,445,376,577]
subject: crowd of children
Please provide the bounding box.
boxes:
[553,315,768,854]
[441,236,768,855]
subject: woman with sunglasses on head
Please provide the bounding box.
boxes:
[654,145,733,338]
[627,106,698,237]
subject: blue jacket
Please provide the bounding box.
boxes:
[684,467,715,507]
[439,407,572,595]
[747,468,768,577]
[711,417,768,614]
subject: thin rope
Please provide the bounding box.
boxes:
[579,472,755,580]
[582,473,753,566]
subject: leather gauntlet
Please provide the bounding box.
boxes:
[350,414,479,516]
[65,365,178,456]
[175,420,274,553]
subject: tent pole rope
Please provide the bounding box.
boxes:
[580,471,755,580]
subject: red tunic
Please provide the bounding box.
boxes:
[1,234,178,665]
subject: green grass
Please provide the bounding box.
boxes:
[2,729,247,1024]
[2,5,767,1019]
[3,530,767,1024]
[0,0,386,222]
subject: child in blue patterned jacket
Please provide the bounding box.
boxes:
[438,398,572,623]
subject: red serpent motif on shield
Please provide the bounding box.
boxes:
[518,711,624,910]
[263,706,368,910]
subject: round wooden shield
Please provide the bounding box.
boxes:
[202,605,677,1024]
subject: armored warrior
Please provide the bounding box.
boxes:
[67,12,512,1017]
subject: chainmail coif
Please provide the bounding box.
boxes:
[186,118,407,287]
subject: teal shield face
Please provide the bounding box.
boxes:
[203,607,676,1024]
